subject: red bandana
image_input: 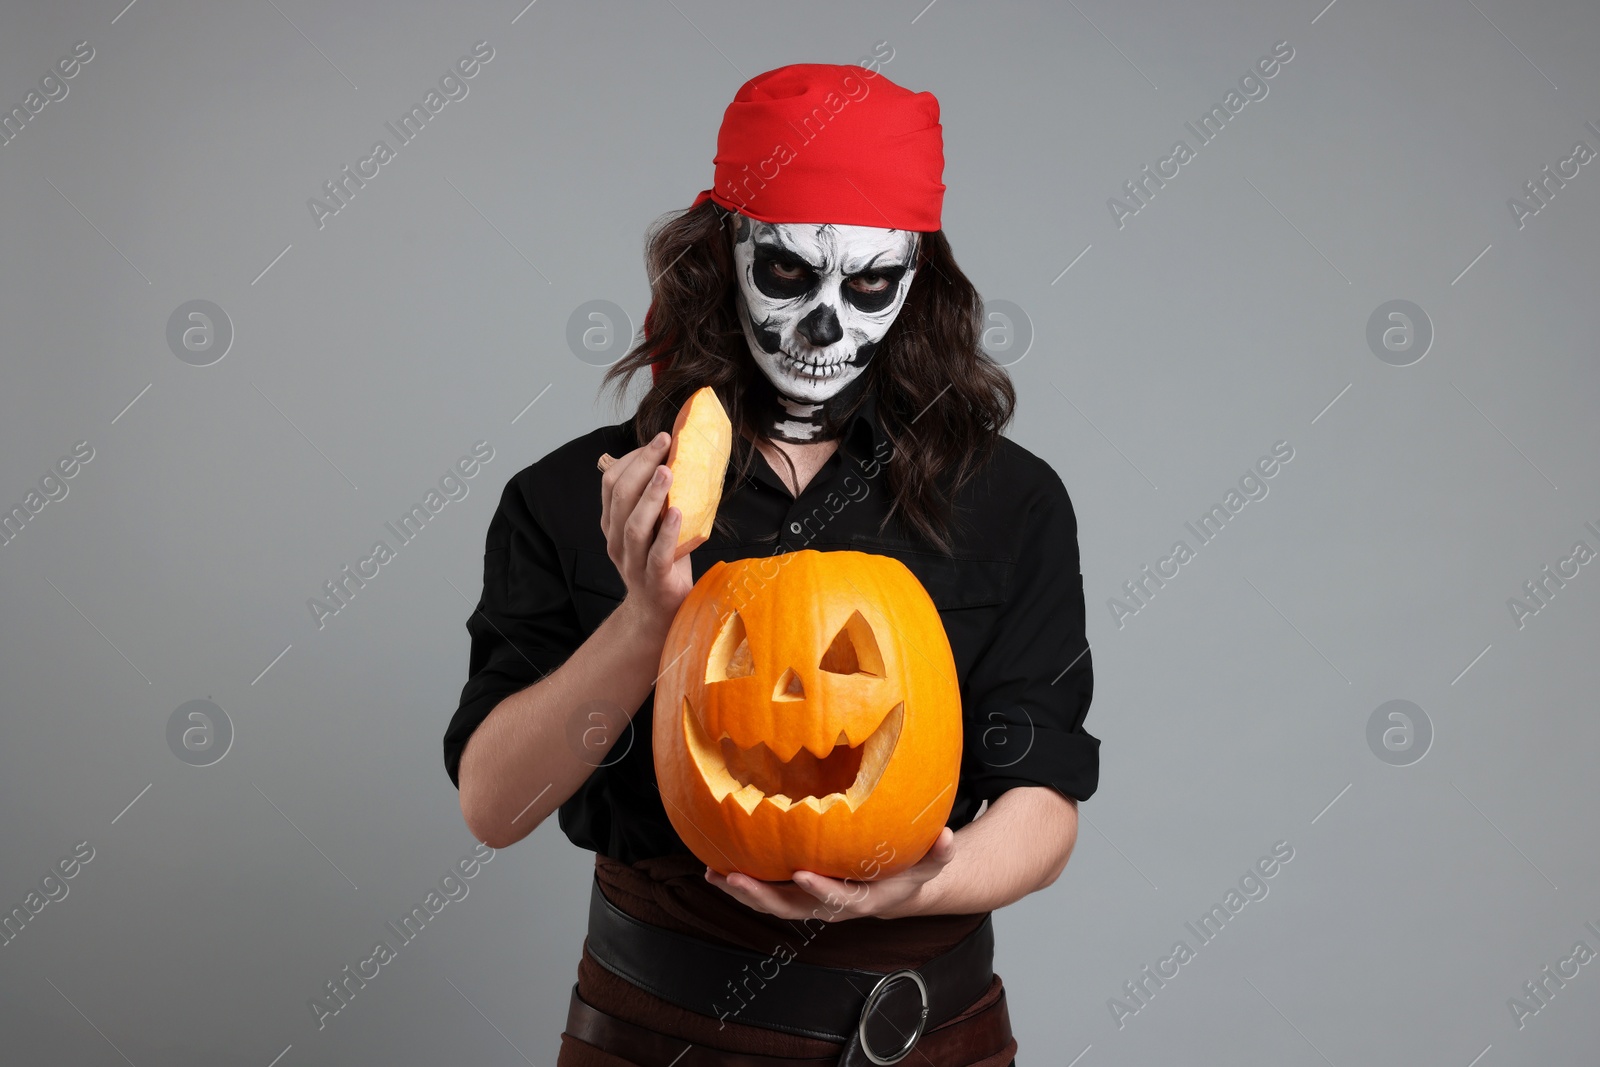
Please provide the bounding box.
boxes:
[646,63,945,383]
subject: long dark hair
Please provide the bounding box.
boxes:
[600,198,1015,555]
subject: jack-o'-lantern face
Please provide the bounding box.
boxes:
[654,550,962,881]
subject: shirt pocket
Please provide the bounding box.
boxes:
[570,548,628,634]
[845,537,1010,607]
[844,537,1012,672]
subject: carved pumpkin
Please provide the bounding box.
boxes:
[654,549,962,881]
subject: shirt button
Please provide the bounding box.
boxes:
[789,522,802,534]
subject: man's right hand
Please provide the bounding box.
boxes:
[599,430,696,639]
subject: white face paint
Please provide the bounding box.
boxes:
[729,214,918,431]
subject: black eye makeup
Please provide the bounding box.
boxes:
[753,247,817,300]
[746,230,911,313]
[842,264,908,313]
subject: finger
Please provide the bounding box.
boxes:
[601,447,643,550]
[705,871,805,918]
[602,433,670,546]
[897,830,956,886]
[600,442,647,543]
[790,870,854,903]
[599,462,616,538]
[598,445,646,535]
[922,826,956,863]
[624,465,672,564]
[777,872,861,918]
[612,435,670,546]
[647,506,683,576]
[732,875,818,920]
[672,546,694,586]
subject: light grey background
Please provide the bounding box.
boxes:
[2,0,1597,1064]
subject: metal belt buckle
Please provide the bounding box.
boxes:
[857,968,930,1065]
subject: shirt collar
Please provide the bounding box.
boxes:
[842,390,887,463]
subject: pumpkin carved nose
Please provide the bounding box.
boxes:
[773,668,805,701]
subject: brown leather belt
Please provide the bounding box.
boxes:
[564,978,1013,1066]
[577,873,1008,1065]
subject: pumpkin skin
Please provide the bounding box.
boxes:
[653,549,962,881]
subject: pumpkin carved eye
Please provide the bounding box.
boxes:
[706,610,754,681]
[819,611,884,677]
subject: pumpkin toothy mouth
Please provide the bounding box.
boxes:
[682,699,904,815]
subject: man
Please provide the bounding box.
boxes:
[445,62,1099,1066]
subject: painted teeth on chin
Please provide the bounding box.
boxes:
[780,352,846,378]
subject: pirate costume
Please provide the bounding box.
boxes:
[444,63,1099,1066]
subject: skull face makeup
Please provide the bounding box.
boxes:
[730,212,919,441]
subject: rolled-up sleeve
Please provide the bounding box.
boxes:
[443,475,582,788]
[960,466,1098,805]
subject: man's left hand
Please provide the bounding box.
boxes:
[703,827,956,921]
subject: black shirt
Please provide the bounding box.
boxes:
[443,393,1098,865]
